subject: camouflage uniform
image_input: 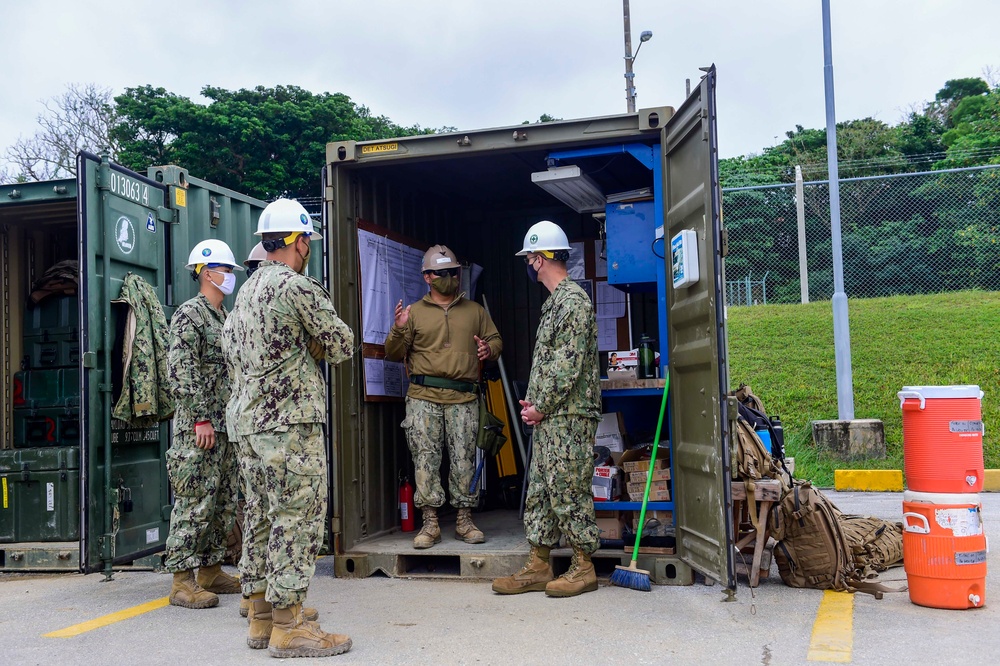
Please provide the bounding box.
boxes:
[384,292,501,510]
[231,260,354,608]
[523,278,601,554]
[163,293,238,572]
[221,309,258,582]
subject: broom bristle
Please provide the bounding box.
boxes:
[610,562,652,591]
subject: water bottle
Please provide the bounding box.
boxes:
[770,415,785,459]
[637,334,656,379]
[754,426,772,452]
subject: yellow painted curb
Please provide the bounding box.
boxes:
[984,469,1000,492]
[834,469,903,492]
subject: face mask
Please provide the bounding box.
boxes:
[432,275,459,296]
[526,258,540,283]
[211,271,236,295]
[297,239,311,275]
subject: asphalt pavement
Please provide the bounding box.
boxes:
[1,491,997,666]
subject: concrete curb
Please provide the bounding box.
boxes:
[834,469,1000,492]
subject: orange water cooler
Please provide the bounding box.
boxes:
[898,385,984,493]
[898,384,987,610]
[902,491,987,609]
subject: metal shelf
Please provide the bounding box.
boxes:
[592,501,673,511]
[601,387,664,397]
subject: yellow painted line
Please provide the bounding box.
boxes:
[834,469,903,492]
[983,469,1000,492]
[44,597,170,638]
[807,590,854,662]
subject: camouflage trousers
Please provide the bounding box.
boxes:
[240,424,327,608]
[163,430,238,572]
[401,396,478,509]
[523,415,600,554]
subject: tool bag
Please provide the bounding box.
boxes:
[476,384,507,458]
[770,481,905,598]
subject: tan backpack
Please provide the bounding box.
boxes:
[733,415,784,529]
[770,481,905,598]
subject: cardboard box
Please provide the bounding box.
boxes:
[628,487,671,502]
[628,467,671,483]
[632,510,673,537]
[595,510,623,540]
[619,449,669,474]
[595,412,627,452]
[606,349,638,374]
[592,465,622,501]
[626,480,670,496]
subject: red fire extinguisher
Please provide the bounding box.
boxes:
[399,475,415,532]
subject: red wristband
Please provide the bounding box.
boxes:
[194,420,211,427]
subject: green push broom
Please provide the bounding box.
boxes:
[609,374,669,592]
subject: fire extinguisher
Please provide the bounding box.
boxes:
[399,474,415,532]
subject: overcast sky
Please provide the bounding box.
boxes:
[2,0,997,172]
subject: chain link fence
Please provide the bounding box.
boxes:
[721,165,1000,306]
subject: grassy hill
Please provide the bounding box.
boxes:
[726,290,999,486]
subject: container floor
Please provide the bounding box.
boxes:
[335,509,661,581]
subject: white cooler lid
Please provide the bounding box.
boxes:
[899,385,982,400]
[903,490,982,505]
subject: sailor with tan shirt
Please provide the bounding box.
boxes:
[384,244,502,549]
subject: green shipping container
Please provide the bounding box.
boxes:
[0,153,274,575]
[0,447,80,542]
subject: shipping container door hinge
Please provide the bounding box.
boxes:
[157,206,175,224]
[720,227,729,257]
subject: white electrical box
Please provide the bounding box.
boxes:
[670,229,699,289]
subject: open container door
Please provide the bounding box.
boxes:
[662,66,736,589]
[77,152,172,576]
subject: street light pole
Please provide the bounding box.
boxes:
[623,1,652,113]
[623,0,636,112]
[822,0,855,420]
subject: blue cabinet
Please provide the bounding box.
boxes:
[606,200,659,291]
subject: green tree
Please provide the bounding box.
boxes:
[931,77,990,128]
[936,89,1000,168]
[113,84,423,201]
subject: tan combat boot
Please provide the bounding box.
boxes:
[491,545,553,594]
[243,596,319,622]
[545,547,598,597]
[197,563,242,594]
[413,507,441,549]
[269,604,352,658]
[247,593,272,649]
[169,570,219,609]
[455,508,485,544]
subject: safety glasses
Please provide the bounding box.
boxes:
[426,268,459,278]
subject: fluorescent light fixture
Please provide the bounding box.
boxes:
[531,165,606,213]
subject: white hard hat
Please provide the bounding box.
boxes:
[255,198,323,240]
[185,239,243,271]
[244,241,267,267]
[515,220,571,257]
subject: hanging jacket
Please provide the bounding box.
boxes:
[111,273,174,426]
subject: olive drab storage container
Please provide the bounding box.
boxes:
[0,154,275,573]
[323,68,737,589]
[0,447,80,542]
